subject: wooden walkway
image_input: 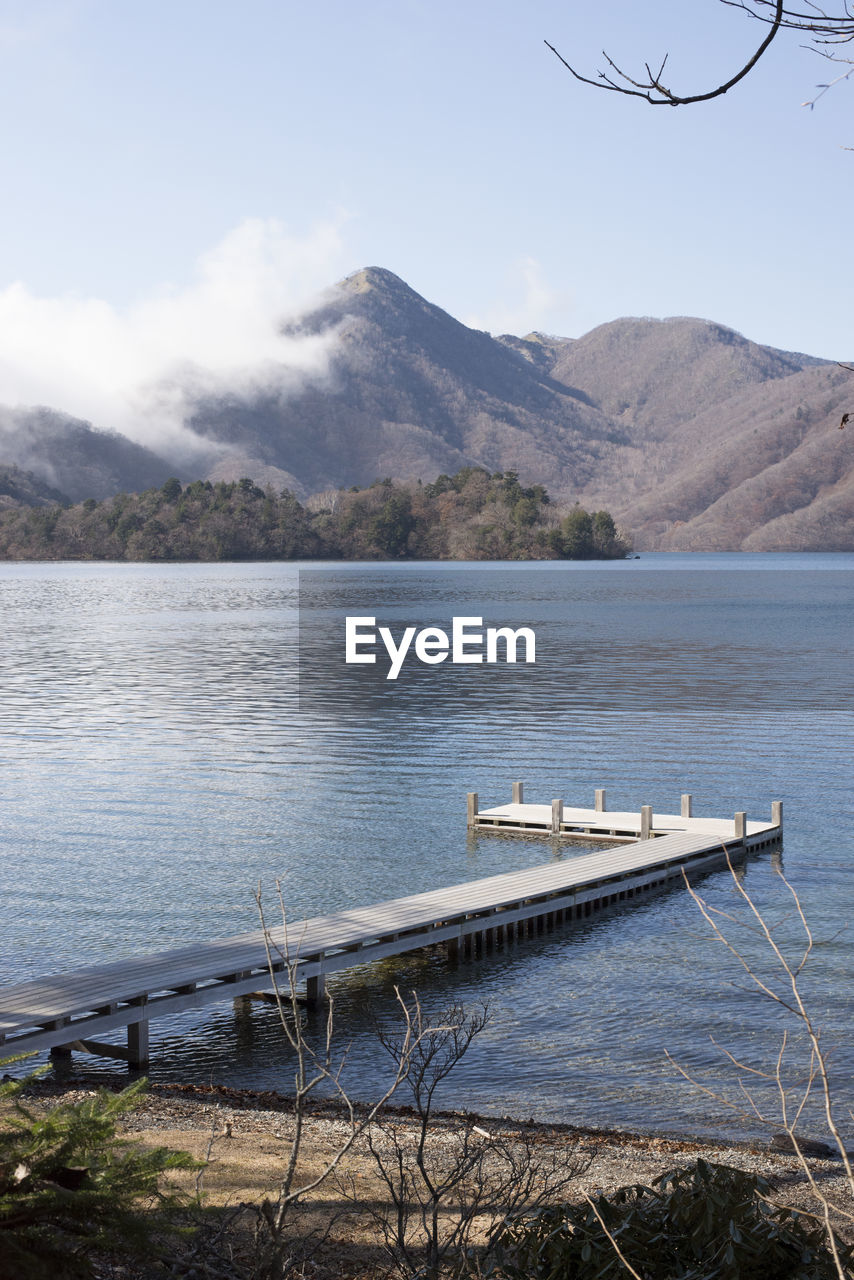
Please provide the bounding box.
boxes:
[0,793,782,1069]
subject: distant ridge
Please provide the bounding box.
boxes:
[0,265,852,549]
[0,407,176,503]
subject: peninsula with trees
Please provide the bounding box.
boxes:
[0,468,631,562]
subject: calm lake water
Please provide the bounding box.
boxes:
[1,553,853,1142]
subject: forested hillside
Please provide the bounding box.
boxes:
[0,469,630,562]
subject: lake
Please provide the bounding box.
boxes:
[1,552,852,1141]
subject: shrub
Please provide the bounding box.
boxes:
[493,1158,852,1280]
[0,1071,199,1279]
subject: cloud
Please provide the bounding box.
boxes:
[0,217,347,459]
[465,256,573,337]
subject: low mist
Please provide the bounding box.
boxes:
[0,217,345,464]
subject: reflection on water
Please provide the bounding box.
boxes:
[1,556,853,1141]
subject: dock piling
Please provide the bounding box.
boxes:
[734,811,746,839]
[512,781,524,804]
[127,1019,149,1070]
[595,789,606,812]
[467,793,478,827]
[306,972,326,1005]
[551,799,564,835]
[772,800,783,828]
[681,794,693,819]
[640,806,653,840]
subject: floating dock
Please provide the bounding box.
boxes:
[468,784,783,845]
[0,788,782,1069]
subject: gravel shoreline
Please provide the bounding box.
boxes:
[20,1076,854,1210]
[8,1077,854,1277]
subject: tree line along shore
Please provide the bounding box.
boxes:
[0,467,631,562]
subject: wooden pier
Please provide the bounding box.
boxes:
[0,789,782,1069]
[467,784,783,845]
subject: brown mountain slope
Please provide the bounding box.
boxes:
[188,267,623,496]
[498,313,853,550]
[578,363,854,549]
[546,316,821,437]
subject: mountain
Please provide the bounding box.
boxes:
[0,463,68,509]
[534,317,851,550]
[186,266,624,497]
[585,360,854,550]
[0,407,178,503]
[1,266,852,549]
[185,269,853,549]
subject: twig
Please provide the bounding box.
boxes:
[582,1193,644,1280]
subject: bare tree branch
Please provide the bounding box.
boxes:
[721,0,854,45]
[669,858,854,1278]
[545,0,786,105]
[582,1193,645,1280]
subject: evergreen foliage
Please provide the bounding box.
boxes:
[0,468,631,561]
[493,1158,852,1280]
[0,1072,198,1279]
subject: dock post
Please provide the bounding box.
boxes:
[595,789,606,812]
[512,781,524,804]
[681,794,693,819]
[734,811,746,839]
[551,799,563,835]
[127,1019,149,1070]
[640,805,653,840]
[306,972,326,1005]
[467,793,478,828]
[772,800,783,829]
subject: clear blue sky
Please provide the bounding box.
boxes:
[0,0,851,446]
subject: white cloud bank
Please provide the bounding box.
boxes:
[0,217,346,459]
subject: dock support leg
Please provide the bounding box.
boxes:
[595,789,606,812]
[50,1044,73,1061]
[681,794,693,819]
[640,805,653,840]
[772,800,783,829]
[551,799,563,836]
[467,793,478,828]
[512,781,524,804]
[447,936,460,962]
[127,1020,149,1070]
[734,811,746,840]
[306,973,326,1005]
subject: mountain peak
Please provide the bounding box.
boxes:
[339,266,412,296]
